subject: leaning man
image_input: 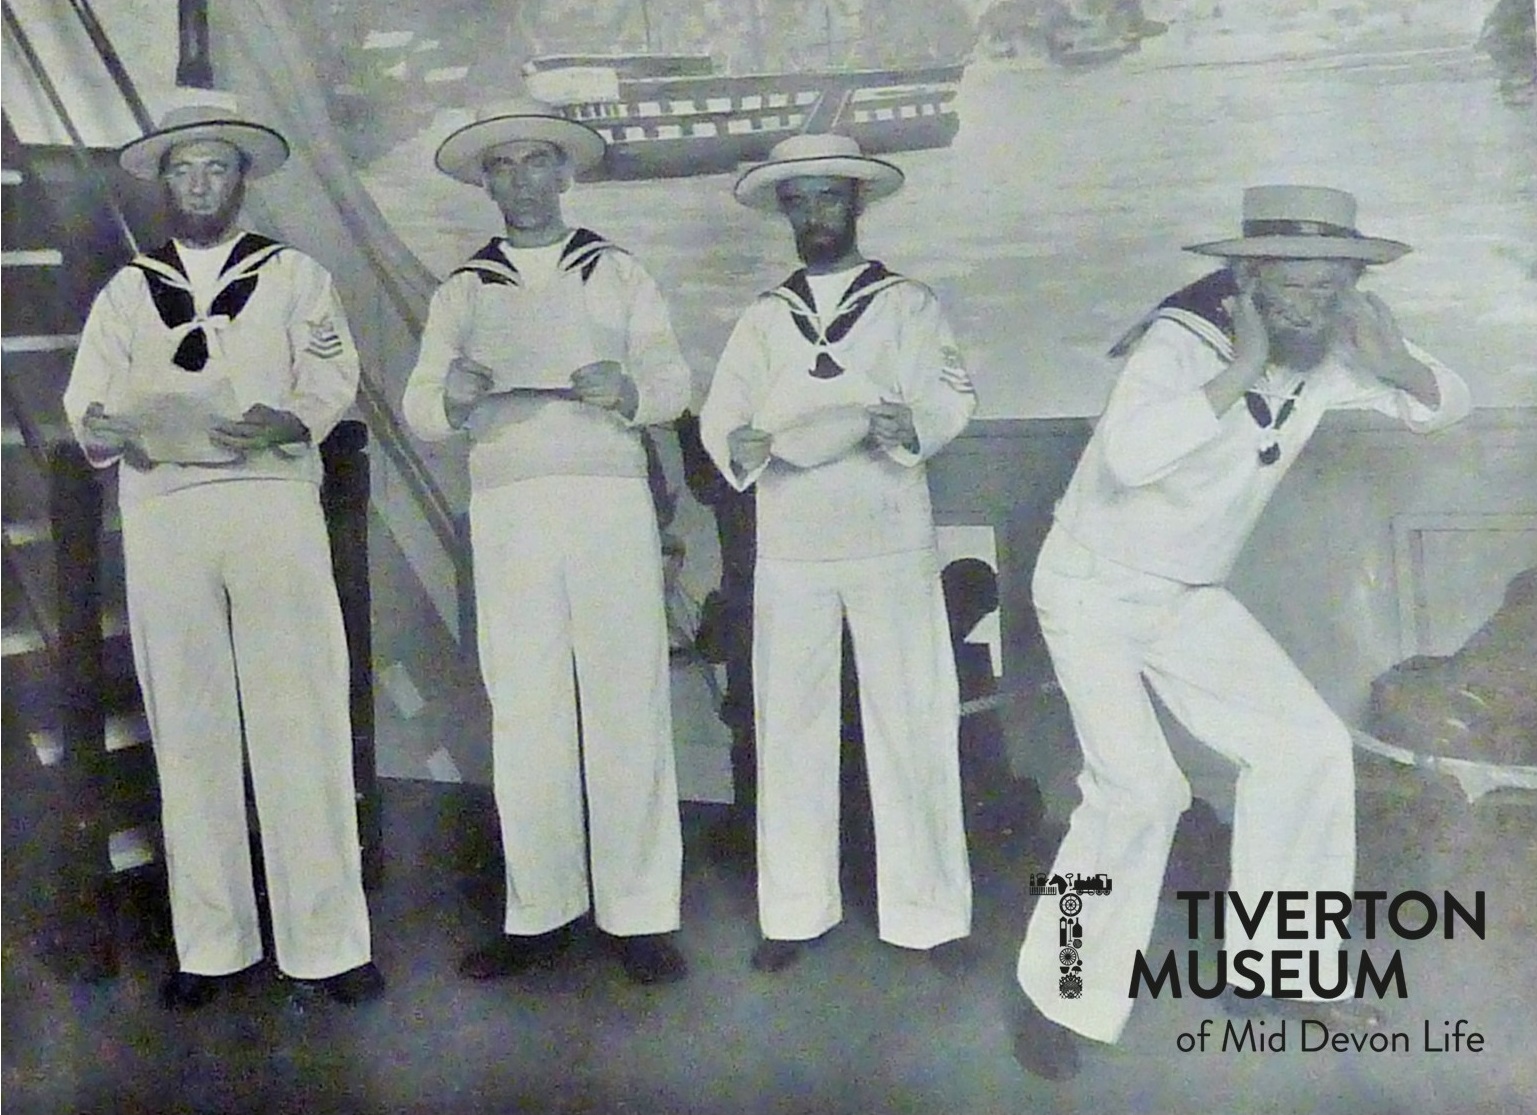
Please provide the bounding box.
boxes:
[1010,185,1471,1079]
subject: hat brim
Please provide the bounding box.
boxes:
[734,155,905,211]
[435,115,606,184]
[1184,235,1411,264]
[119,121,289,181]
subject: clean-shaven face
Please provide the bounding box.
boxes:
[481,139,569,232]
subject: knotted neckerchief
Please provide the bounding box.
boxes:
[767,261,908,380]
[449,227,627,288]
[130,234,286,371]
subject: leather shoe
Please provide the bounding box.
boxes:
[458,925,576,980]
[611,934,688,985]
[1010,996,1081,1081]
[160,966,255,1012]
[750,938,806,973]
[312,961,385,1005]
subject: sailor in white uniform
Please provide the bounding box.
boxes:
[404,100,691,985]
[63,96,380,1010]
[700,135,977,972]
[1009,186,1471,1079]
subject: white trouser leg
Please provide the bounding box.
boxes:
[123,491,261,977]
[226,483,371,978]
[1016,532,1191,1043]
[473,478,681,936]
[474,482,587,935]
[1017,528,1355,1042]
[123,482,371,979]
[1142,587,1356,988]
[753,558,846,941]
[842,550,971,949]
[567,479,682,935]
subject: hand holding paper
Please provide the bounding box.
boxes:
[81,402,153,470]
[570,360,637,419]
[210,404,310,455]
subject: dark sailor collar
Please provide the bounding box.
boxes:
[766,261,908,379]
[130,233,286,371]
[451,227,627,287]
[1108,269,1238,363]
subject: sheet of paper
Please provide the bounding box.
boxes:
[760,404,873,468]
[461,285,600,392]
[117,381,242,465]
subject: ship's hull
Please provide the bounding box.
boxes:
[533,62,965,180]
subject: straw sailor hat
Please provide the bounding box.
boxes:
[119,90,289,181]
[1185,185,1411,264]
[435,97,606,185]
[734,134,905,211]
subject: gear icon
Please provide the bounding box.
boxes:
[1059,893,1083,917]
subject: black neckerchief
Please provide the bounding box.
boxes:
[767,260,907,379]
[129,233,286,371]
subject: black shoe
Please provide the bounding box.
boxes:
[1010,996,1082,1081]
[458,925,576,980]
[610,934,688,985]
[312,961,385,1005]
[160,966,255,1012]
[750,938,806,973]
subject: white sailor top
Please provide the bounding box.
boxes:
[700,261,977,562]
[1054,270,1473,585]
[402,228,690,492]
[63,233,361,504]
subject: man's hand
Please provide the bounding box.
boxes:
[1226,281,1271,374]
[571,360,638,420]
[445,355,495,427]
[1333,290,1438,404]
[1205,284,1271,415]
[866,401,919,455]
[210,404,310,455]
[81,402,153,470]
[727,425,773,478]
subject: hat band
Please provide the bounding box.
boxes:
[1241,218,1361,239]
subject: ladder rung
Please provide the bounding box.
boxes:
[105,712,150,753]
[30,730,63,767]
[109,827,156,873]
[2,334,80,354]
[1,249,63,267]
[2,519,50,546]
[1,625,46,657]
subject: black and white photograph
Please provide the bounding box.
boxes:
[2,1,1534,1112]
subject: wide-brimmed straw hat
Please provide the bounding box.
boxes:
[119,90,289,181]
[1185,185,1410,264]
[734,134,904,211]
[435,97,606,185]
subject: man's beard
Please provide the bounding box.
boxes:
[795,217,857,267]
[169,181,244,245]
[1267,326,1332,372]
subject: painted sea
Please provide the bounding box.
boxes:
[362,25,1536,420]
